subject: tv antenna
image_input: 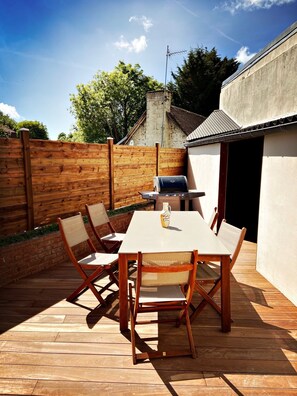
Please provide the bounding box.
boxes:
[164,45,187,90]
[161,45,187,147]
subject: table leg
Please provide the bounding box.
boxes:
[221,255,231,332]
[119,253,129,332]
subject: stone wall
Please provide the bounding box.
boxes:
[130,91,187,148]
[145,91,171,146]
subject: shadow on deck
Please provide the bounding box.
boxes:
[0,241,297,395]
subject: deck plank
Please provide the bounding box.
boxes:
[0,240,297,395]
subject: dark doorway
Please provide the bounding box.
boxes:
[225,137,263,242]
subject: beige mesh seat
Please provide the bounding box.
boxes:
[129,250,198,364]
[208,207,219,231]
[85,202,125,253]
[155,195,181,211]
[58,213,119,305]
[191,220,246,322]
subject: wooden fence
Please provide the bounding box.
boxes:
[0,131,187,237]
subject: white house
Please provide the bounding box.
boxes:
[186,22,297,306]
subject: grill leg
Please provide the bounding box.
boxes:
[181,200,186,211]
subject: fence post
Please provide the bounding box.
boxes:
[107,137,115,210]
[155,142,160,176]
[20,128,34,230]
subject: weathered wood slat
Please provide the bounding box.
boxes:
[0,137,186,238]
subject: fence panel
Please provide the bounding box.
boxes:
[30,139,110,226]
[159,147,187,175]
[0,135,186,237]
[0,138,27,235]
[114,145,156,208]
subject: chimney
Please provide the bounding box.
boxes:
[146,90,172,147]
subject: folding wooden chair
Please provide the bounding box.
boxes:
[208,207,219,231]
[191,220,246,322]
[58,213,119,305]
[129,250,198,364]
[155,195,181,211]
[85,202,125,253]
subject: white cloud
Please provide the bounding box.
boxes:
[114,16,151,53]
[0,103,21,119]
[114,35,130,51]
[114,35,148,53]
[235,46,257,63]
[129,16,153,32]
[131,36,148,53]
[222,0,295,14]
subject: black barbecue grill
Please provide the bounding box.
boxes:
[153,175,188,193]
[139,175,205,210]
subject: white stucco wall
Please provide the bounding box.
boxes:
[257,129,297,306]
[187,143,221,220]
[220,32,297,127]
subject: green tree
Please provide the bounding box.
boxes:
[57,129,84,143]
[57,132,67,141]
[168,47,239,116]
[70,61,163,143]
[17,120,49,140]
[0,110,17,137]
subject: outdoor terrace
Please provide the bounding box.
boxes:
[1,239,297,395]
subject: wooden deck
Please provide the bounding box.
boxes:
[0,240,297,395]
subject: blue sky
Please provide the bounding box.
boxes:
[0,0,296,140]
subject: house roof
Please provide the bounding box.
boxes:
[186,110,240,142]
[167,106,206,136]
[118,105,205,145]
[0,124,17,138]
[185,113,297,147]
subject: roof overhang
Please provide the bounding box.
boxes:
[185,114,297,147]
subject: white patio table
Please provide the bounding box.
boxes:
[118,210,231,332]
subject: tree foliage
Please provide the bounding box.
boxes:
[57,129,84,143]
[0,111,17,137]
[17,120,49,140]
[57,132,67,141]
[0,111,49,140]
[168,47,239,116]
[70,61,163,143]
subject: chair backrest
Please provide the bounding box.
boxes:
[59,213,90,248]
[217,220,247,269]
[138,250,198,287]
[85,202,110,228]
[208,207,219,230]
[58,213,97,270]
[155,196,181,211]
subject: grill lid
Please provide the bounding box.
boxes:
[153,175,188,193]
